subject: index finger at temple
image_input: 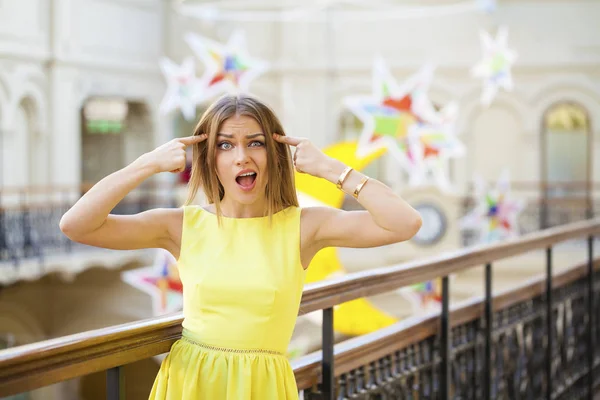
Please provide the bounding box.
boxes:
[274,134,302,147]
[180,134,207,146]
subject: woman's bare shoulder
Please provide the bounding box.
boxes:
[151,207,185,258]
[163,206,185,232]
[299,206,333,239]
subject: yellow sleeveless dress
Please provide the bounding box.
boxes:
[149,205,306,400]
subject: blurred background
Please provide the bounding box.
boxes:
[0,0,599,399]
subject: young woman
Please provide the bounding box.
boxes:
[60,94,422,399]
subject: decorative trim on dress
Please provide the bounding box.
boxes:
[181,335,284,356]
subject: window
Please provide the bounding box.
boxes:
[83,98,128,135]
[542,103,590,198]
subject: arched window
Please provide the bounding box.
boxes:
[21,98,47,187]
[542,103,590,193]
[81,98,128,185]
[81,98,154,185]
[0,104,6,188]
[541,102,592,226]
[2,99,35,188]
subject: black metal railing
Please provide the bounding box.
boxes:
[1,182,597,267]
[1,204,600,400]
[315,264,598,400]
[333,336,439,399]
[0,183,178,267]
[295,222,600,400]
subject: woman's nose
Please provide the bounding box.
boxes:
[235,147,250,165]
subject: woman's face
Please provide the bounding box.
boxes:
[215,115,269,206]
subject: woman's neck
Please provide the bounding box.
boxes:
[214,197,268,218]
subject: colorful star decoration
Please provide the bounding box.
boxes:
[159,57,206,121]
[407,101,465,190]
[185,30,269,99]
[343,57,465,190]
[397,279,442,314]
[121,250,183,316]
[460,170,526,244]
[471,26,517,107]
[411,280,442,307]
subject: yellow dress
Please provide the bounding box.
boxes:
[149,206,306,400]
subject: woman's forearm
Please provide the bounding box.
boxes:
[320,158,422,233]
[59,155,157,237]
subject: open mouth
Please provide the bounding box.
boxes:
[235,171,257,191]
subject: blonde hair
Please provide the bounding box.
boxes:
[185,94,299,220]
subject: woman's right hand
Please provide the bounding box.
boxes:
[60,133,208,254]
[141,134,207,174]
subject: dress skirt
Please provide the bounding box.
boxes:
[148,329,300,400]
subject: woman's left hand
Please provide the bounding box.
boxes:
[273,134,343,180]
[273,133,423,250]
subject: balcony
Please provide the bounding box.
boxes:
[0,182,179,285]
[1,218,599,399]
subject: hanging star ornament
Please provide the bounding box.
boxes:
[344,57,434,162]
[159,57,205,121]
[343,57,464,190]
[185,30,269,99]
[121,250,183,315]
[407,101,466,190]
[471,26,517,107]
[410,280,442,307]
[397,279,442,314]
[460,170,526,244]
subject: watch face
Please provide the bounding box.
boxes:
[412,203,447,246]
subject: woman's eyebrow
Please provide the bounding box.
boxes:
[217,133,265,138]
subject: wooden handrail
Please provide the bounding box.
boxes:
[1,218,600,396]
[293,257,600,389]
[299,218,600,314]
[0,315,183,396]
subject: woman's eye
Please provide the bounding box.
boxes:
[249,141,264,147]
[218,142,232,150]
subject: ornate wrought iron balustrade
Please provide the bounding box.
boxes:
[0,183,178,266]
[300,259,600,400]
[1,182,598,266]
[1,217,600,400]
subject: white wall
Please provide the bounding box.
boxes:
[0,0,168,187]
[52,0,163,70]
[0,0,51,61]
[166,0,600,191]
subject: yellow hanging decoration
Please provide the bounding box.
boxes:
[295,141,397,336]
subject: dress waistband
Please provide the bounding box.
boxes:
[181,329,285,356]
